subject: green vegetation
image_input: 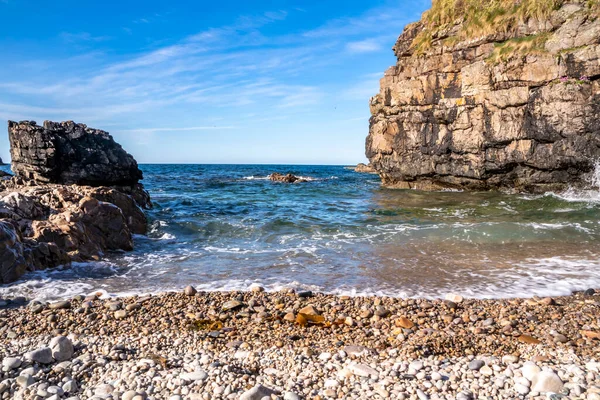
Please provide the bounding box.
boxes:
[411,0,570,54]
[589,0,600,17]
[486,33,551,64]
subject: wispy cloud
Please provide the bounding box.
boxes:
[346,38,382,53]
[0,4,416,128]
[60,32,112,43]
[120,126,237,133]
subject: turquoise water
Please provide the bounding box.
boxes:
[2,163,600,300]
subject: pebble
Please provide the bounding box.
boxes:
[184,285,197,296]
[180,370,208,381]
[531,371,564,393]
[49,336,74,361]
[26,347,53,364]
[16,374,34,388]
[2,356,22,370]
[49,300,71,310]
[349,363,378,377]
[239,384,278,400]
[468,360,485,371]
[522,362,542,381]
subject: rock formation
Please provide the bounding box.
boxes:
[367,0,600,192]
[9,120,142,186]
[354,163,377,174]
[269,173,307,183]
[0,120,151,284]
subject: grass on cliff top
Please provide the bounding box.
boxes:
[412,0,565,54]
[487,32,551,64]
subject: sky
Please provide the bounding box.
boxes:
[0,0,429,164]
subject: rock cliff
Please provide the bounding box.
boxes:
[0,120,151,284]
[367,0,600,192]
[9,120,142,186]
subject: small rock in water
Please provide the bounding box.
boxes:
[584,288,596,296]
[184,285,197,296]
[239,384,278,400]
[297,290,313,298]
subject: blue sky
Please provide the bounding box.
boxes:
[0,0,428,164]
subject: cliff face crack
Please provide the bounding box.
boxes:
[366,0,600,193]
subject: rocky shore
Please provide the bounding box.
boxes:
[0,120,150,284]
[1,289,599,400]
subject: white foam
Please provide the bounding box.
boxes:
[550,159,600,203]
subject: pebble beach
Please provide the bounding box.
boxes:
[1,288,599,400]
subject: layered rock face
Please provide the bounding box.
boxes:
[367,0,600,192]
[9,120,142,186]
[0,121,151,284]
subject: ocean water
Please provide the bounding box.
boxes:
[2,163,600,301]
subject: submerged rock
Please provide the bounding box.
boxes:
[269,173,307,183]
[367,0,600,193]
[8,120,142,186]
[354,163,377,174]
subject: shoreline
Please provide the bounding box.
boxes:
[1,288,599,399]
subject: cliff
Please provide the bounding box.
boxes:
[367,0,600,192]
[0,120,150,284]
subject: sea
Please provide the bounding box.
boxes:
[2,163,600,301]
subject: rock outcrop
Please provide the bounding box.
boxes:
[0,120,150,284]
[354,163,377,174]
[269,173,308,183]
[367,0,600,192]
[9,120,142,186]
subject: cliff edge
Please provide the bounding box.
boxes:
[367,0,600,192]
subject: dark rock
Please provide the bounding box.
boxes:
[0,220,28,284]
[0,119,150,284]
[269,173,307,184]
[584,288,597,296]
[8,120,142,186]
[367,2,600,193]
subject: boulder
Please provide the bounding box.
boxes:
[0,192,46,219]
[8,120,142,186]
[367,0,600,193]
[0,220,28,284]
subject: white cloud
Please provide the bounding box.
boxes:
[346,39,382,53]
[0,4,419,129]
